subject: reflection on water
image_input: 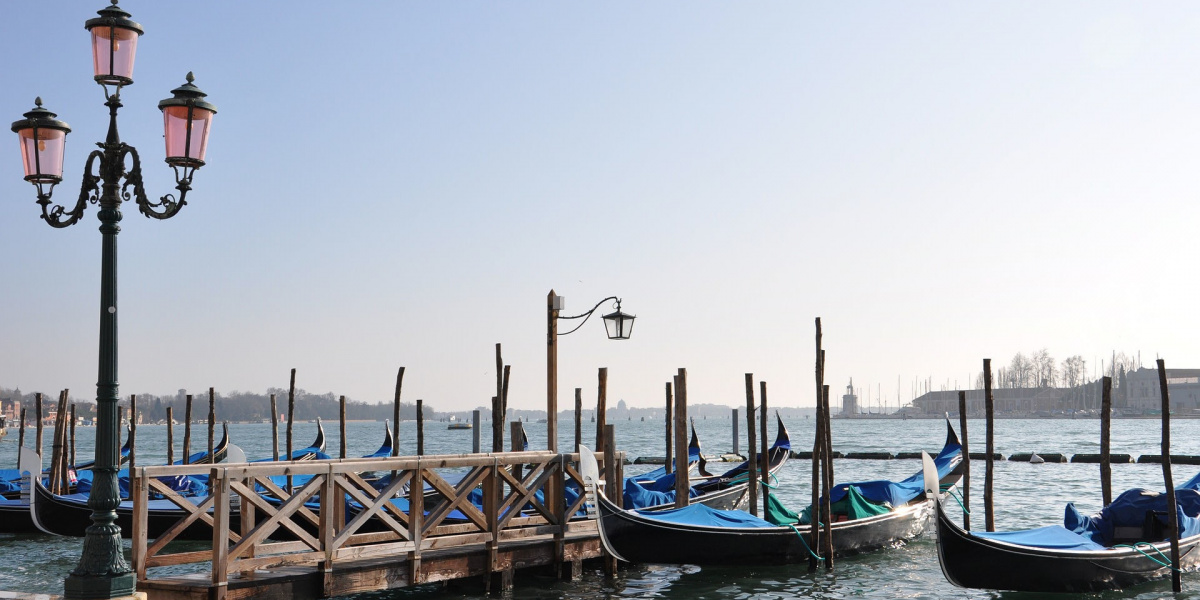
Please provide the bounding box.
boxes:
[4,417,1200,598]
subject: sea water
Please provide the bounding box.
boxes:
[1,416,1198,599]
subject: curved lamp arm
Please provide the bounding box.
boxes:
[38,149,103,228]
[558,296,620,336]
[124,145,190,220]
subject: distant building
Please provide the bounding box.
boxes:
[841,380,858,416]
[1123,367,1200,412]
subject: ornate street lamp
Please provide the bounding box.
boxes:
[545,292,635,452]
[11,3,216,599]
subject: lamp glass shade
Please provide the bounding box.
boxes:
[162,105,214,166]
[16,126,67,183]
[90,25,139,85]
[602,309,635,340]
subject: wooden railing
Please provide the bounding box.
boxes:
[129,450,620,599]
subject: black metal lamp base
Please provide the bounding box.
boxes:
[64,572,135,600]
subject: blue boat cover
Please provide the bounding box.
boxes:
[1065,487,1200,547]
[972,525,1108,551]
[623,478,699,509]
[628,447,702,490]
[634,501,777,528]
[828,435,961,508]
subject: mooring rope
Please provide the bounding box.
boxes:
[1112,542,1181,571]
[787,523,825,562]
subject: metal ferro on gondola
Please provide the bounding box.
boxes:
[10,3,216,598]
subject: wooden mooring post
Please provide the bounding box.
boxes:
[17,407,26,461]
[1156,359,1183,593]
[491,395,503,453]
[70,403,77,472]
[128,396,135,471]
[983,358,995,532]
[821,384,834,570]
[673,368,689,508]
[809,319,823,572]
[339,395,347,459]
[1101,376,1113,506]
[35,392,43,460]
[183,393,193,465]
[745,373,758,517]
[165,406,174,465]
[731,408,739,458]
[288,369,296,490]
[958,390,970,531]
[604,423,621,578]
[208,387,216,465]
[269,394,279,461]
[596,368,608,455]
[393,367,405,459]
[574,388,582,453]
[664,382,673,475]
[473,409,482,453]
[760,381,769,517]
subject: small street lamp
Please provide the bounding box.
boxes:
[545,291,635,452]
[11,3,216,598]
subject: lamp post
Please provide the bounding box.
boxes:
[546,291,635,452]
[11,3,216,599]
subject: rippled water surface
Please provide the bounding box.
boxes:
[3,416,1200,598]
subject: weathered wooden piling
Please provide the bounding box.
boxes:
[809,318,823,572]
[604,422,621,577]
[983,358,995,532]
[760,381,769,517]
[511,421,524,480]
[821,384,834,570]
[1156,359,1182,593]
[491,395,503,452]
[416,399,425,456]
[269,393,279,461]
[958,390,970,530]
[208,387,216,465]
[596,368,608,456]
[1101,376,1113,506]
[17,407,26,460]
[183,393,193,464]
[49,390,67,494]
[664,383,673,475]
[731,407,739,458]
[165,406,174,465]
[70,403,77,471]
[340,395,348,459]
[673,368,689,508]
[128,395,135,471]
[546,292,560,453]
[473,409,482,453]
[287,369,296,489]
[574,388,583,453]
[745,373,758,517]
[35,392,43,459]
[393,367,405,458]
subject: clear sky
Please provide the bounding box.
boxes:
[3,2,1199,412]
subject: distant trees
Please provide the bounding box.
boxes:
[980,350,1139,391]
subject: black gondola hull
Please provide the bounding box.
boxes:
[597,490,933,565]
[0,501,36,533]
[32,480,237,540]
[933,492,1200,592]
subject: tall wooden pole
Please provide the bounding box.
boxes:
[339,395,347,459]
[547,291,559,453]
[165,406,174,465]
[1100,376,1113,506]
[207,387,215,464]
[491,395,503,453]
[744,373,758,517]
[70,403,78,471]
[574,388,583,453]
[958,390,970,531]
[673,369,689,508]
[1156,359,1182,593]
[183,394,193,464]
[35,392,44,460]
[416,399,425,456]
[126,396,133,472]
[983,358,995,532]
[664,383,673,475]
[502,365,511,430]
[17,407,26,455]
[472,410,482,453]
[810,318,824,571]
[821,384,834,570]
[760,381,769,517]
[287,369,296,462]
[392,367,405,458]
[49,391,66,494]
[269,393,279,461]
[595,368,608,453]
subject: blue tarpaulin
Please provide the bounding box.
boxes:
[828,435,961,507]
[1065,488,1200,547]
[634,502,777,528]
[973,525,1108,551]
[623,478,698,509]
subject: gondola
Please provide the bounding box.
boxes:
[74,426,134,471]
[929,456,1200,593]
[594,420,963,565]
[624,415,792,512]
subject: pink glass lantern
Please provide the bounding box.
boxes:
[10,99,72,185]
[158,73,217,168]
[85,3,143,88]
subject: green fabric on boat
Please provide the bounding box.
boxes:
[765,491,801,526]
[797,485,892,525]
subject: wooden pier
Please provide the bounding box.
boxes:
[129,449,621,600]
